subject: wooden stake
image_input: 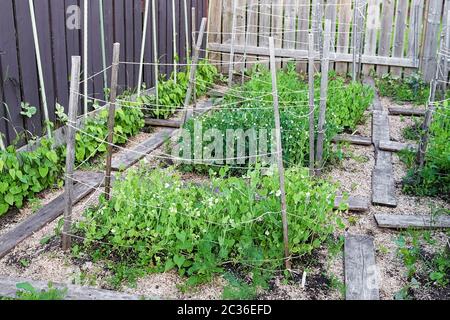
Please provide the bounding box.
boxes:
[28,0,52,140]
[152,0,159,106]
[228,0,238,87]
[137,0,150,96]
[172,0,178,84]
[83,0,88,117]
[241,1,253,85]
[308,33,315,177]
[62,56,81,251]
[315,20,331,175]
[184,0,190,57]
[104,43,121,201]
[357,1,367,80]
[269,37,291,271]
[181,18,208,125]
[0,134,5,151]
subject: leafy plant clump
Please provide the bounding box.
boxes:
[375,73,429,105]
[402,100,450,200]
[0,139,63,216]
[14,282,67,300]
[178,64,373,173]
[77,165,342,287]
[137,60,219,119]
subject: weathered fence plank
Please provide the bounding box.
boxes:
[376,0,395,76]
[375,214,450,229]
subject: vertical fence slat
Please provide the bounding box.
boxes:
[0,0,23,144]
[390,0,409,77]
[362,0,381,75]
[234,0,247,72]
[90,0,105,99]
[114,0,126,90]
[134,0,144,88]
[208,0,223,66]
[222,0,233,73]
[335,0,352,75]
[377,0,395,76]
[404,0,424,76]
[283,0,298,51]
[15,0,43,137]
[271,0,283,69]
[65,0,81,114]
[421,0,444,82]
[325,0,338,71]
[297,0,311,73]
[125,0,135,88]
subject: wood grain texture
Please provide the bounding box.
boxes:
[390,0,409,77]
[0,275,150,300]
[377,0,395,76]
[375,214,450,229]
[332,134,372,146]
[388,107,426,116]
[334,196,370,212]
[0,173,104,259]
[362,0,381,75]
[379,140,418,152]
[335,0,352,74]
[345,235,380,300]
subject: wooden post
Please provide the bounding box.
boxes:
[181,18,208,125]
[83,0,88,117]
[315,20,331,175]
[28,0,52,140]
[241,1,254,85]
[104,43,121,201]
[228,0,238,87]
[308,33,316,177]
[442,13,450,91]
[417,31,443,168]
[62,56,81,251]
[191,7,197,109]
[152,0,159,106]
[137,0,150,96]
[421,0,443,82]
[269,37,291,271]
[172,0,178,84]
[357,1,367,80]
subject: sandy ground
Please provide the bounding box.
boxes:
[0,97,448,300]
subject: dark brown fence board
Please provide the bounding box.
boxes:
[125,1,135,89]
[114,0,127,90]
[0,0,23,144]
[89,0,105,100]
[133,0,143,87]
[15,0,43,138]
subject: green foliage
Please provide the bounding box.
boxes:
[0,139,63,216]
[15,282,67,300]
[20,102,37,119]
[179,64,373,172]
[376,73,429,105]
[75,96,144,163]
[402,100,450,200]
[77,164,341,287]
[137,60,218,119]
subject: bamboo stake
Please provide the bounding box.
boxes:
[192,7,197,109]
[104,43,121,201]
[28,0,52,140]
[181,18,208,125]
[357,0,367,80]
[172,0,178,84]
[184,0,190,58]
[315,20,331,175]
[99,0,107,90]
[268,37,291,271]
[443,13,450,91]
[241,1,253,85]
[62,56,81,251]
[0,134,5,151]
[137,0,150,96]
[152,0,159,106]
[308,33,315,177]
[228,0,238,87]
[83,0,88,117]
[205,0,213,59]
[352,0,359,81]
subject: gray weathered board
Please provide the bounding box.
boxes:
[0,173,104,259]
[0,275,151,300]
[363,77,383,111]
[111,128,176,171]
[372,151,397,207]
[344,235,380,300]
[375,214,450,229]
[145,118,182,128]
[388,107,426,116]
[334,196,370,212]
[379,141,418,152]
[372,110,390,147]
[332,134,372,146]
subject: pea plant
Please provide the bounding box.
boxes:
[77,164,343,287]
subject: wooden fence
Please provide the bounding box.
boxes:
[0,0,208,147]
[207,0,449,82]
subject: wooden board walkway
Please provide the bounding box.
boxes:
[0,173,104,259]
[344,235,380,300]
[379,141,418,152]
[334,196,370,212]
[388,107,426,116]
[145,119,182,128]
[332,135,372,146]
[0,275,153,300]
[111,128,176,171]
[375,214,450,229]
